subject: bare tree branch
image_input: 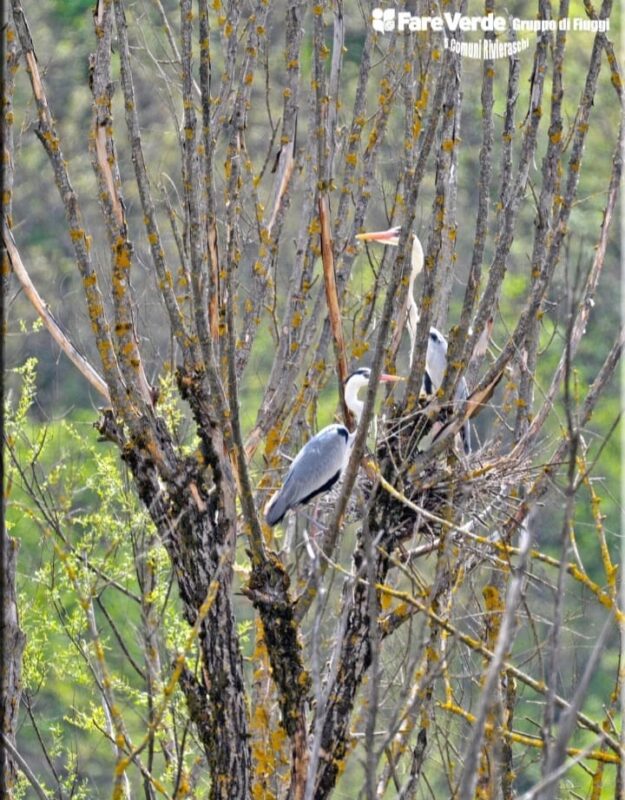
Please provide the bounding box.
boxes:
[3,224,111,402]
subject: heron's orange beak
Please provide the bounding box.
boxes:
[356,226,400,244]
[379,373,405,383]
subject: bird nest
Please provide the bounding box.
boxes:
[360,401,528,549]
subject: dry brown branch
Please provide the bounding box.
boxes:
[319,195,350,425]
[3,224,111,402]
[10,0,128,412]
[0,734,49,800]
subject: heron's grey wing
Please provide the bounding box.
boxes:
[265,424,351,526]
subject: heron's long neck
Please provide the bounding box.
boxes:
[408,235,424,297]
[345,382,364,425]
[407,236,423,361]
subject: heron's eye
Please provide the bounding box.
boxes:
[429,332,437,342]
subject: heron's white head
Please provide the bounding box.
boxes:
[425,327,448,392]
[344,367,403,423]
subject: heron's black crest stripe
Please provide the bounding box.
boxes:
[345,367,371,383]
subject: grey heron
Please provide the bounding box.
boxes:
[423,327,471,454]
[264,368,402,526]
[356,227,471,454]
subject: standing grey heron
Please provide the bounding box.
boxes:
[264,368,403,526]
[423,327,472,454]
[356,227,471,454]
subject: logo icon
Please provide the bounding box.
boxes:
[372,8,396,32]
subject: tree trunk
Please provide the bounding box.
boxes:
[1,533,26,797]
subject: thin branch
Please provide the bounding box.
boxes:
[3,224,110,402]
[319,195,350,425]
[10,0,127,411]
[0,734,51,800]
[90,0,153,410]
[457,522,533,799]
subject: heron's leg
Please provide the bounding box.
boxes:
[311,498,322,538]
[302,499,322,560]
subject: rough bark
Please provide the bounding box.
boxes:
[0,535,26,797]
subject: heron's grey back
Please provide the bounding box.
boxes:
[265,424,352,525]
